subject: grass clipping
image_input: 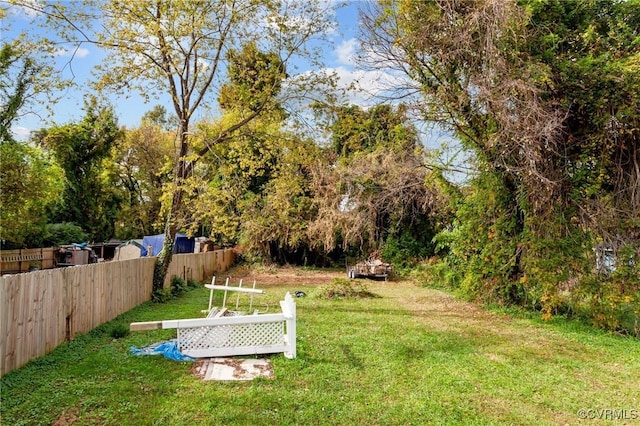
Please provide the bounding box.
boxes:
[315,278,379,300]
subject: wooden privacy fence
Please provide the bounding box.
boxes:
[0,248,57,275]
[163,249,234,286]
[0,248,234,376]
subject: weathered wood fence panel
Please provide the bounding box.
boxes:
[163,250,235,286]
[0,248,57,275]
[0,249,234,376]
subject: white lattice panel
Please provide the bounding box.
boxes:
[178,321,284,352]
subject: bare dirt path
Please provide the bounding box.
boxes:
[217,265,346,287]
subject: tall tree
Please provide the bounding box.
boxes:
[0,141,64,248]
[20,0,337,293]
[183,42,320,263]
[37,97,123,242]
[0,43,39,142]
[308,104,442,263]
[361,0,640,330]
[0,24,64,248]
[112,107,175,239]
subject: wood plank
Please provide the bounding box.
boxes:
[130,321,164,331]
[204,285,265,294]
[163,313,285,329]
[211,307,228,318]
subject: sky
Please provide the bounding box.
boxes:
[3,1,400,141]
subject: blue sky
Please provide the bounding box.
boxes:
[5,1,388,140]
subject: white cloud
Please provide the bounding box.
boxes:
[53,47,90,58]
[335,38,358,66]
[330,66,412,107]
[11,126,32,141]
[196,57,210,71]
[285,64,413,110]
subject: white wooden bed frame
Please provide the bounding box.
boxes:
[131,280,296,359]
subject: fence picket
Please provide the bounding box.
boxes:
[0,248,234,376]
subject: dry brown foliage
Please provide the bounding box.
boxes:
[308,146,444,251]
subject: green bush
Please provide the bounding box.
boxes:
[109,323,130,339]
[170,275,188,297]
[42,222,89,246]
[152,287,173,303]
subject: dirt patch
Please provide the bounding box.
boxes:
[52,407,80,426]
[220,265,345,287]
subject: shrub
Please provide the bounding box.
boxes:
[42,222,89,246]
[170,275,188,297]
[109,323,130,339]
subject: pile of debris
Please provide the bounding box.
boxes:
[347,257,392,281]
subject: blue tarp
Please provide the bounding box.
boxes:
[140,233,195,256]
[129,340,194,362]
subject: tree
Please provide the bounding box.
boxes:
[361,0,640,332]
[112,106,175,239]
[182,42,321,263]
[37,97,123,242]
[308,104,443,265]
[0,28,64,248]
[20,0,338,294]
[0,43,39,142]
[0,141,64,248]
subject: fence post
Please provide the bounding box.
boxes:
[280,292,296,359]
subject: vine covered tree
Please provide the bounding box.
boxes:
[183,42,320,263]
[308,103,443,267]
[361,0,640,332]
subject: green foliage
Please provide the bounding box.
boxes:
[184,43,322,263]
[1,42,65,248]
[0,43,40,143]
[37,97,123,242]
[435,173,523,305]
[151,234,173,302]
[170,275,188,297]
[328,104,417,161]
[382,217,437,273]
[219,42,287,117]
[151,274,200,303]
[112,108,175,240]
[569,274,639,337]
[42,222,89,246]
[108,323,130,339]
[0,141,64,248]
[555,241,640,336]
[366,0,640,335]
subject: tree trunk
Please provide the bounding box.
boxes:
[151,125,189,300]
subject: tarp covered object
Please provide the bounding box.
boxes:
[130,340,194,362]
[140,233,195,256]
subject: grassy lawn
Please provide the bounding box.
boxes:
[1,267,639,425]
